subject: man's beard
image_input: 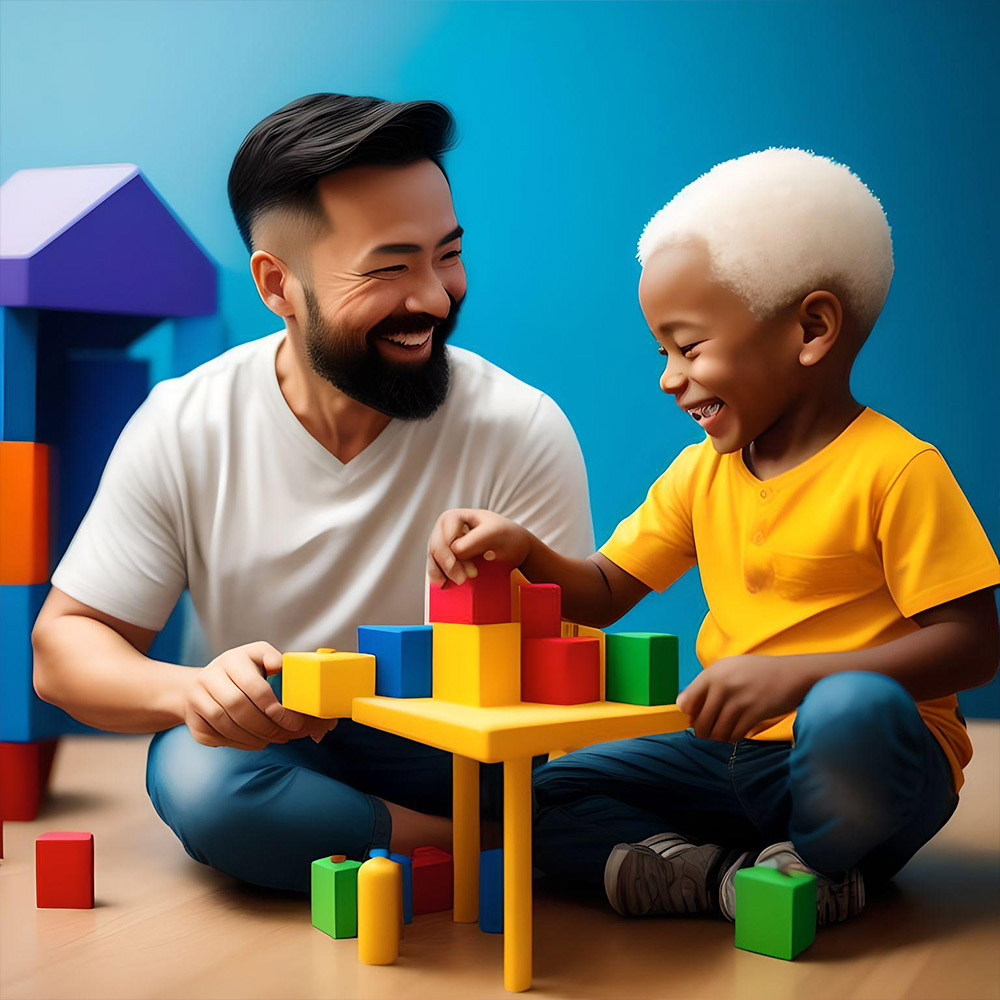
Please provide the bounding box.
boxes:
[301,284,462,420]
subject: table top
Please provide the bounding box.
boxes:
[351,696,689,763]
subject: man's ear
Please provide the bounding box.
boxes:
[797,290,843,366]
[251,250,297,319]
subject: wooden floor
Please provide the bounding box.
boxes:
[1,724,998,1000]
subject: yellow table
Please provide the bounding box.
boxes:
[351,696,688,992]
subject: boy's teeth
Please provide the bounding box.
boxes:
[694,400,722,419]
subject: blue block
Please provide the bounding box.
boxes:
[357,625,433,698]
[368,849,413,923]
[479,848,503,933]
[0,584,93,741]
[1,306,38,440]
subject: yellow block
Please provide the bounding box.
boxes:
[432,622,521,707]
[282,648,376,718]
[562,621,606,699]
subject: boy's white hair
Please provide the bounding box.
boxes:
[637,148,894,334]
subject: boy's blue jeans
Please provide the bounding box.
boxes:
[146,671,959,894]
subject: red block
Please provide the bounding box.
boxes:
[35,832,94,908]
[519,583,561,639]
[521,637,600,705]
[0,739,58,821]
[411,845,453,915]
[429,556,513,625]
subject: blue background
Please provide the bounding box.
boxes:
[2,0,997,717]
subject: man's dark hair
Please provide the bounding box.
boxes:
[227,93,458,256]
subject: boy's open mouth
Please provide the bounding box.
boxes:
[687,398,725,422]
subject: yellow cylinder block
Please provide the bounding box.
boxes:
[357,857,401,965]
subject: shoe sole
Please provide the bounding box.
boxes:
[604,843,715,917]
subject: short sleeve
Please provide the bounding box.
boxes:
[49,383,187,631]
[598,445,699,592]
[875,448,1000,618]
[487,393,595,559]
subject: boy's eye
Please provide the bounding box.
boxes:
[679,341,704,356]
[657,346,668,357]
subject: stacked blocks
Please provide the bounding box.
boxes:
[734,866,817,960]
[429,555,512,624]
[411,845,453,915]
[35,831,94,908]
[605,632,679,705]
[432,622,521,707]
[479,848,504,934]
[311,854,362,939]
[281,648,376,718]
[358,625,432,698]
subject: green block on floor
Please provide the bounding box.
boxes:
[734,866,817,960]
[604,632,678,705]
[311,856,362,939]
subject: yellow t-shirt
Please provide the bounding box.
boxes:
[599,407,999,792]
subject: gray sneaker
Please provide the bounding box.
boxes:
[604,832,753,917]
[718,840,866,925]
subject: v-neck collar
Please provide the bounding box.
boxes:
[258,330,407,481]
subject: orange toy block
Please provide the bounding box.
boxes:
[0,441,50,584]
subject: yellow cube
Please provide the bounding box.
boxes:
[282,648,376,718]
[432,623,521,707]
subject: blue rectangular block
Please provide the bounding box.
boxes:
[1,307,38,441]
[368,849,413,924]
[479,848,503,933]
[358,625,433,698]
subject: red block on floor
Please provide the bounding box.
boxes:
[429,556,513,625]
[36,832,94,908]
[518,583,561,639]
[411,845,453,915]
[521,637,600,705]
[0,739,58,820]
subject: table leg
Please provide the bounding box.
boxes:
[452,753,479,923]
[504,756,532,992]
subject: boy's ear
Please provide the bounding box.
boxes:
[797,290,843,366]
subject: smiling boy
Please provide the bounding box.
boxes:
[426,148,1000,925]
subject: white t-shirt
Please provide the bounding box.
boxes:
[51,330,595,658]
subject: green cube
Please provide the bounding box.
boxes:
[605,633,678,705]
[734,866,817,960]
[311,856,362,938]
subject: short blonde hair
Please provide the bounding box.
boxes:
[637,148,894,334]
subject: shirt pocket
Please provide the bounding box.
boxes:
[770,550,883,601]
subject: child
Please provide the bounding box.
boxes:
[426,148,999,925]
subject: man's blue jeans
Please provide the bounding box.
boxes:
[146,672,959,893]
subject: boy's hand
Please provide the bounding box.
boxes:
[676,654,810,743]
[428,508,531,586]
[180,642,335,751]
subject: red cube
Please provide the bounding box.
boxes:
[519,583,561,639]
[411,845,453,915]
[521,637,600,705]
[429,556,513,625]
[36,832,94,908]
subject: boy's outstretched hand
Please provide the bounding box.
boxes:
[428,508,532,586]
[676,654,811,743]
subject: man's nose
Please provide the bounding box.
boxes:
[404,278,452,321]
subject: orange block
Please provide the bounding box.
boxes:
[0,442,50,584]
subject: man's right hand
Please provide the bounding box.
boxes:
[179,641,335,750]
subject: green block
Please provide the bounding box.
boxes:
[311,856,362,938]
[605,632,678,705]
[734,866,817,960]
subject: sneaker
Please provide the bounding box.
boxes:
[718,840,865,925]
[604,832,753,917]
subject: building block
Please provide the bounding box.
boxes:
[358,625,433,698]
[369,849,413,926]
[0,441,49,584]
[432,622,521,707]
[357,856,401,965]
[605,632,679,705]
[518,584,561,639]
[311,854,361,939]
[521,637,600,705]
[35,831,94,908]
[479,847,503,933]
[281,648,376,718]
[0,739,58,820]
[429,556,513,624]
[734,866,817,960]
[411,845,453,915]
[1,306,38,441]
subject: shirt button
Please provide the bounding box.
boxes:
[759,489,769,499]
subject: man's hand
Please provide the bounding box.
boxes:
[428,508,532,586]
[676,654,810,743]
[180,641,337,751]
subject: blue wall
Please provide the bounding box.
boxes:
[3,0,997,716]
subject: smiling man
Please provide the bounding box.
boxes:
[31,93,594,891]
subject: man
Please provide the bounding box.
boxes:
[32,93,594,891]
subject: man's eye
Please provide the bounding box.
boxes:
[442,249,462,261]
[369,265,407,276]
